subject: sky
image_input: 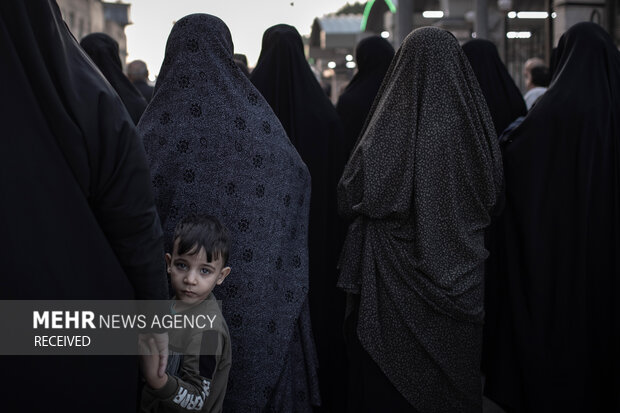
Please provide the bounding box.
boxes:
[125,0,353,80]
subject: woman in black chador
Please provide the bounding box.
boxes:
[336,35,394,159]
[338,27,502,412]
[462,39,526,136]
[0,0,169,411]
[81,32,148,124]
[138,14,320,412]
[483,22,620,413]
[251,24,346,412]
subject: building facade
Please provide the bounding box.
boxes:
[310,0,619,100]
[56,0,132,68]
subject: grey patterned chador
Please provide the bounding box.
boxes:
[338,27,503,412]
[138,14,319,412]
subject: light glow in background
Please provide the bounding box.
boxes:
[125,0,351,80]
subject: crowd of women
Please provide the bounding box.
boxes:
[2,0,619,412]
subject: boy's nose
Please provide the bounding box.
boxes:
[184,272,198,284]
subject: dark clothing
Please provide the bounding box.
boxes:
[336,36,394,159]
[344,295,420,413]
[462,40,525,374]
[462,39,526,136]
[484,22,620,413]
[334,38,394,411]
[0,0,168,411]
[133,79,155,103]
[138,14,319,412]
[498,116,525,141]
[81,32,148,124]
[251,24,345,412]
[338,27,502,412]
[233,59,250,78]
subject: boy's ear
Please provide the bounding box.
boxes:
[165,253,172,273]
[216,267,231,285]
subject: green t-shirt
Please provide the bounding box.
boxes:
[141,293,231,412]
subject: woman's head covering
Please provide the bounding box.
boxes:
[250,25,344,250]
[353,35,395,76]
[462,38,526,135]
[336,35,394,158]
[138,14,317,411]
[251,24,342,147]
[484,22,620,412]
[338,26,502,411]
[0,0,167,410]
[80,32,147,124]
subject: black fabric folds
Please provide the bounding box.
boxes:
[462,39,526,136]
[338,27,502,412]
[251,24,346,412]
[484,22,620,412]
[133,79,155,103]
[336,36,394,159]
[0,0,168,411]
[81,32,148,124]
[138,14,320,412]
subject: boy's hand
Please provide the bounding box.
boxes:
[139,332,169,389]
[150,332,169,378]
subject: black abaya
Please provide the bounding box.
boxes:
[251,24,347,412]
[483,22,620,412]
[0,1,168,411]
[462,39,526,136]
[81,32,148,124]
[336,36,394,159]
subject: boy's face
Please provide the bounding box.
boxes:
[166,242,231,308]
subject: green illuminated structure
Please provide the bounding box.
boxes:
[360,0,397,31]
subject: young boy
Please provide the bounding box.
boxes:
[141,214,232,412]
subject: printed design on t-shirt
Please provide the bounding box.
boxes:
[172,379,211,411]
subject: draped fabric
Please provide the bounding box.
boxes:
[251,24,345,411]
[336,36,394,159]
[0,0,168,411]
[484,22,620,412]
[338,27,502,412]
[138,14,319,412]
[81,32,148,124]
[462,39,526,136]
[133,79,155,103]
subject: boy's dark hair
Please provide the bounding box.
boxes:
[530,65,551,87]
[173,214,231,265]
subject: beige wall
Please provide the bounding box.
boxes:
[56,0,129,68]
[57,0,104,40]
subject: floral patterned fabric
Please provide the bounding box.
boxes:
[138,14,319,412]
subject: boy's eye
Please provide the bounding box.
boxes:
[175,262,188,270]
[200,268,211,275]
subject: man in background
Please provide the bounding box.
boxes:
[523,57,551,110]
[128,59,155,103]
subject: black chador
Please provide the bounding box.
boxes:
[251,24,347,412]
[336,36,394,160]
[462,39,526,136]
[0,1,168,411]
[338,27,502,413]
[483,22,620,413]
[81,32,148,124]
